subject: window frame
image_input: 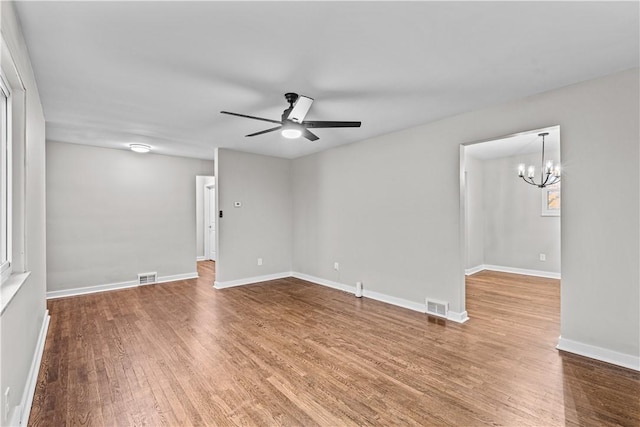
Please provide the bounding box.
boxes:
[0,71,11,284]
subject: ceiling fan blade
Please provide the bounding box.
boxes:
[303,128,319,141]
[287,95,314,123]
[221,111,282,124]
[245,126,282,137]
[302,121,361,128]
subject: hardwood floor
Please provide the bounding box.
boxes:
[29,265,639,426]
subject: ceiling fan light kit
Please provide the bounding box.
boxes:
[221,92,361,142]
[281,124,303,139]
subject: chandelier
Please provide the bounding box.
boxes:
[517,132,561,188]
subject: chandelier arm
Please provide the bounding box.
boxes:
[540,175,561,188]
[521,176,538,187]
[541,172,552,187]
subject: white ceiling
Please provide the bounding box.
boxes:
[14,1,639,160]
[465,126,560,160]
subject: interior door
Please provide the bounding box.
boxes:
[208,188,216,261]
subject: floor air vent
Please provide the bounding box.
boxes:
[138,272,157,285]
[426,299,448,318]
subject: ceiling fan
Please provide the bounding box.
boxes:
[221,93,361,141]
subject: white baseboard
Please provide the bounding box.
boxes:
[46,272,199,299]
[447,310,469,323]
[291,272,469,324]
[155,272,198,284]
[466,264,561,279]
[196,256,206,261]
[465,265,485,276]
[12,310,50,426]
[290,272,354,293]
[213,272,293,289]
[363,288,426,313]
[46,279,138,299]
[557,336,639,371]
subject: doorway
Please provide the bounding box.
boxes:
[205,183,216,261]
[196,176,216,268]
[460,125,561,319]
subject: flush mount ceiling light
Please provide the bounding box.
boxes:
[517,132,561,188]
[129,143,151,153]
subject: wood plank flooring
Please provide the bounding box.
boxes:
[29,264,640,426]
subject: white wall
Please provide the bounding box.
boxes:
[481,150,561,273]
[291,69,639,366]
[215,148,292,285]
[0,2,48,424]
[46,141,213,292]
[195,175,215,259]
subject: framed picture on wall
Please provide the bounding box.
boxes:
[542,182,561,216]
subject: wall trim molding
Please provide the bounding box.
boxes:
[291,272,470,324]
[466,264,561,279]
[196,256,206,262]
[13,310,50,426]
[557,336,639,372]
[213,272,293,289]
[46,272,199,300]
[1,271,31,315]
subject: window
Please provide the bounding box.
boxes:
[0,73,10,283]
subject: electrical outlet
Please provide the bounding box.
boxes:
[257,258,263,266]
[334,262,339,271]
[539,253,546,261]
[4,387,9,422]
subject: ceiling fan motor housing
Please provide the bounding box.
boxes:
[282,93,298,121]
[284,92,299,106]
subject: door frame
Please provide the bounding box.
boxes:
[204,181,216,261]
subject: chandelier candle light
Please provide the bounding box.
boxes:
[517,132,561,188]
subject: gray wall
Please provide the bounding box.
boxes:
[291,69,639,360]
[292,121,465,313]
[196,175,215,259]
[46,142,213,292]
[465,155,485,269]
[215,148,292,283]
[0,2,48,423]
[482,151,561,273]
[465,148,561,274]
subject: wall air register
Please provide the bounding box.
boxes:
[138,272,157,285]
[426,299,449,318]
